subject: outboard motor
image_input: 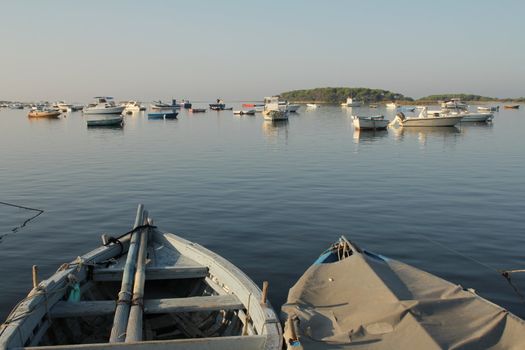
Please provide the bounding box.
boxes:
[396,112,406,121]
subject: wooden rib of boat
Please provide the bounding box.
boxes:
[504,104,520,109]
[28,109,61,118]
[282,236,525,349]
[0,205,282,349]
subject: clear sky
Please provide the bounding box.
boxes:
[1,0,523,102]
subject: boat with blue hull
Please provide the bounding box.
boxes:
[148,111,179,119]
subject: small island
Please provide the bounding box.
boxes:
[279,87,525,104]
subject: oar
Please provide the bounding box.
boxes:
[109,204,144,342]
[125,212,151,342]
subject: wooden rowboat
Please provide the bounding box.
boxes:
[28,109,61,118]
[0,205,282,349]
[504,104,520,109]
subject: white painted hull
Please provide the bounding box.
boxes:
[86,115,123,126]
[263,110,288,121]
[386,103,398,109]
[84,106,125,115]
[286,104,300,112]
[352,116,389,130]
[400,116,463,127]
[306,104,319,108]
[460,113,493,122]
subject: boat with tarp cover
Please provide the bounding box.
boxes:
[282,236,525,349]
[0,205,282,350]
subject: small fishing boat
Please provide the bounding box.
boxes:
[122,101,144,113]
[279,102,300,113]
[84,97,125,115]
[180,100,192,109]
[9,103,24,109]
[28,108,61,118]
[306,103,319,109]
[341,97,361,107]
[86,114,124,126]
[282,236,525,349]
[0,205,281,349]
[242,103,257,108]
[52,101,72,113]
[441,98,468,110]
[477,106,499,112]
[352,115,389,130]
[151,100,180,111]
[455,111,494,122]
[189,108,207,113]
[385,102,398,109]
[391,110,463,127]
[210,99,229,111]
[148,111,179,119]
[71,104,85,112]
[233,110,256,115]
[504,104,520,109]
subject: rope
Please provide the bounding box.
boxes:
[416,234,525,303]
[0,201,44,236]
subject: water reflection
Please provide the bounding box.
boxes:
[391,126,461,145]
[262,120,289,142]
[353,129,388,143]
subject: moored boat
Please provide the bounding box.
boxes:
[282,236,525,349]
[233,109,256,115]
[441,98,468,110]
[263,97,288,121]
[391,110,463,127]
[477,105,499,112]
[28,108,62,118]
[0,205,282,349]
[385,102,398,109]
[455,111,494,122]
[122,101,144,113]
[306,103,319,109]
[148,111,179,119]
[504,104,520,109]
[86,114,124,126]
[352,115,389,130]
[151,100,180,111]
[341,97,361,107]
[83,97,125,115]
[189,108,207,113]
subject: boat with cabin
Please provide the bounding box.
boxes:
[390,109,463,127]
[151,100,180,111]
[441,98,468,110]
[341,97,361,107]
[352,115,389,130]
[282,236,525,349]
[0,205,282,349]
[278,101,300,113]
[263,97,288,121]
[52,101,72,113]
[83,97,125,115]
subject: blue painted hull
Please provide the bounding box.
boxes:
[148,112,179,119]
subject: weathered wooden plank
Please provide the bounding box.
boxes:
[93,266,208,282]
[50,295,243,318]
[25,335,267,350]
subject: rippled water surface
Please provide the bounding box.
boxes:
[1,104,524,320]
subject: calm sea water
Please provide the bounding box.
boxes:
[1,104,524,320]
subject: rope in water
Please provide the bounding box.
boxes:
[0,201,44,237]
[416,233,525,303]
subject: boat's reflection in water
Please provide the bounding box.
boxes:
[352,129,388,144]
[262,120,289,143]
[391,126,461,146]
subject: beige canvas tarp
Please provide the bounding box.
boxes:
[282,242,525,349]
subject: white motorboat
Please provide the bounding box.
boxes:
[390,110,463,127]
[341,97,361,107]
[306,103,319,108]
[0,205,282,349]
[86,114,124,126]
[386,102,398,109]
[83,97,125,115]
[352,115,389,130]
[477,106,499,112]
[122,101,144,113]
[279,101,300,113]
[453,111,494,122]
[53,101,72,113]
[442,98,468,110]
[263,97,288,121]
